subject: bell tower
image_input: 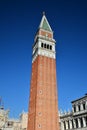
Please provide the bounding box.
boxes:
[27,13,60,130]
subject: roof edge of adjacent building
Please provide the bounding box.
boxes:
[71,94,87,103]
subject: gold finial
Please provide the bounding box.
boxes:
[43,11,45,16]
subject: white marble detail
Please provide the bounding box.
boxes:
[32,37,56,63]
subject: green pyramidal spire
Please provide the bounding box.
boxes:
[39,13,53,32]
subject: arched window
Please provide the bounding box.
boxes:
[75,119,78,128]
[44,44,46,48]
[64,121,66,130]
[50,45,52,50]
[83,103,86,110]
[80,118,83,127]
[72,120,74,128]
[68,121,70,129]
[73,106,76,112]
[47,44,49,49]
[41,43,43,48]
[78,105,80,111]
[85,116,87,126]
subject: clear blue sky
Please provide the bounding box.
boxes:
[0,0,87,118]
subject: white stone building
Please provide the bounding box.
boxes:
[0,106,9,130]
[0,106,28,130]
[20,112,28,130]
[60,94,87,130]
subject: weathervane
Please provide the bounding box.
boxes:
[43,11,45,15]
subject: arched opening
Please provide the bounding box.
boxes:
[78,105,80,111]
[47,44,49,49]
[83,103,86,110]
[50,45,52,50]
[73,106,76,112]
[64,121,66,130]
[75,119,78,128]
[41,43,44,48]
[86,116,87,126]
[80,118,83,127]
[44,44,46,48]
[68,121,70,129]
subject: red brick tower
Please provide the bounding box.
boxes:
[27,13,60,130]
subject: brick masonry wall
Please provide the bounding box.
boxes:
[39,30,53,38]
[27,55,60,130]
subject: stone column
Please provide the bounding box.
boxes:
[81,103,83,110]
[69,120,72,129]
[76,105,78,112]
[61,122,64,130]
[78,118,81,128]
[73,119,76,129]
[65,121,68,130]
[86,101,87,110]
[82,117,86,127]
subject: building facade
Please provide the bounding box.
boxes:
[0,106,9,130]
[60,95,87,130]
[27,13,60,130]
[0,106,28,130]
